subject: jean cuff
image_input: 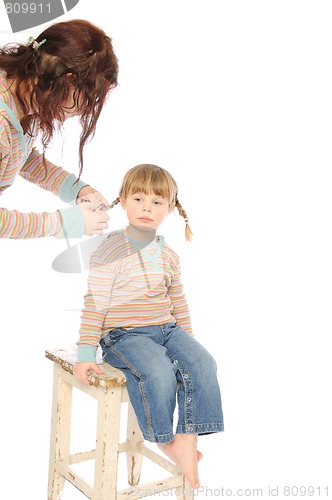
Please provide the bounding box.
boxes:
[142,430,174,444]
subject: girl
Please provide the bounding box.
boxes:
[73,164,224,489]
[0,19,118,239]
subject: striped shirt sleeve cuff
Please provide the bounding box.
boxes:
[76,345,98,363]
[58,205,84,238]
[59,174,88,204]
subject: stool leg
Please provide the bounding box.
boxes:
[176,477,194,500]
[48,365,73,500]
[93,385,122,500]
[126,400,144,485]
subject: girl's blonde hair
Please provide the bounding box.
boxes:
[110,164,193,241]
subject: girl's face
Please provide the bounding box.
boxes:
[120,191,172,231]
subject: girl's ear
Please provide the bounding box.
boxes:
[119,196,126,209]
[168,202,175,213]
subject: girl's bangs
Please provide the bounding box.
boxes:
[124,167,176,204]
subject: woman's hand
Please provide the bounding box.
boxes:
[77,185,109,210]
[76,186,110,235]
[78,202,110,236]
[73,361,104,385]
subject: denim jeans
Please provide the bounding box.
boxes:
[99,322,224,443]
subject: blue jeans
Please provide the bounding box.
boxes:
[99,322,224,443]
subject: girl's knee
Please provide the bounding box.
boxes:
[144,367,177,401]
[200,348,218,371]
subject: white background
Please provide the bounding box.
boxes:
[0,1,331,498]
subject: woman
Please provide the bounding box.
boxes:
[0,19,118,238]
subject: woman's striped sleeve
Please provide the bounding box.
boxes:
[0,207,62,238]
[19,148,87,202]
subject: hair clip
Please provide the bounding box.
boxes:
[28,36,47,50]
[184,217,189,224]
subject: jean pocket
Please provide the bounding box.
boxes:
[102,328,125,347]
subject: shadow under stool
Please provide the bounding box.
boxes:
[45,347,193,500]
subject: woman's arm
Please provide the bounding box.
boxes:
[0,206,63,238]
[19,147,87,203]
[1,146,108,238]
[0,204,110,239]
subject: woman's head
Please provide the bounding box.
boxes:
[110,164,193,241]
[0,19,119,175]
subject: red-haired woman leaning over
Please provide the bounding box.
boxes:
[0,19,118,239]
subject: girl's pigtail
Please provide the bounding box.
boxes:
[175,197,193,242]
[108,197,120,210]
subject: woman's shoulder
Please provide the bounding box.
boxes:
[0,70,14,109]
[0,113,10,147]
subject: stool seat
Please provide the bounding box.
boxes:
[45,347,126,388]
[46,347,193,500]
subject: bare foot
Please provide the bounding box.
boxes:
[158,444,203,462]
[158,434,200,489]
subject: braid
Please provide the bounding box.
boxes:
[108,197,120,210]
[175,197,193,242]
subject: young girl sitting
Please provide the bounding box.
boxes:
[73,163,224,489]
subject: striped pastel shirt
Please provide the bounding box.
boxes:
[0,69,86,238]
[77,229,192,362]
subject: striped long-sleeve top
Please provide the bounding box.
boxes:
[77,229,192,362]
[0,69,86,238]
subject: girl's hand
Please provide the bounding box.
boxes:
[77,185,109,210]
[78,202,110,236]
[73,361,104,384]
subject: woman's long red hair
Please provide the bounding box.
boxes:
[0,19,119,177]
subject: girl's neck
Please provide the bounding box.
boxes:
[125,224,157,244]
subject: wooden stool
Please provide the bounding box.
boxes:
[46,348,193,500]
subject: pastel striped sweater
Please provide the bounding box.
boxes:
[0,69,86,238]
[77,229,192,362]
